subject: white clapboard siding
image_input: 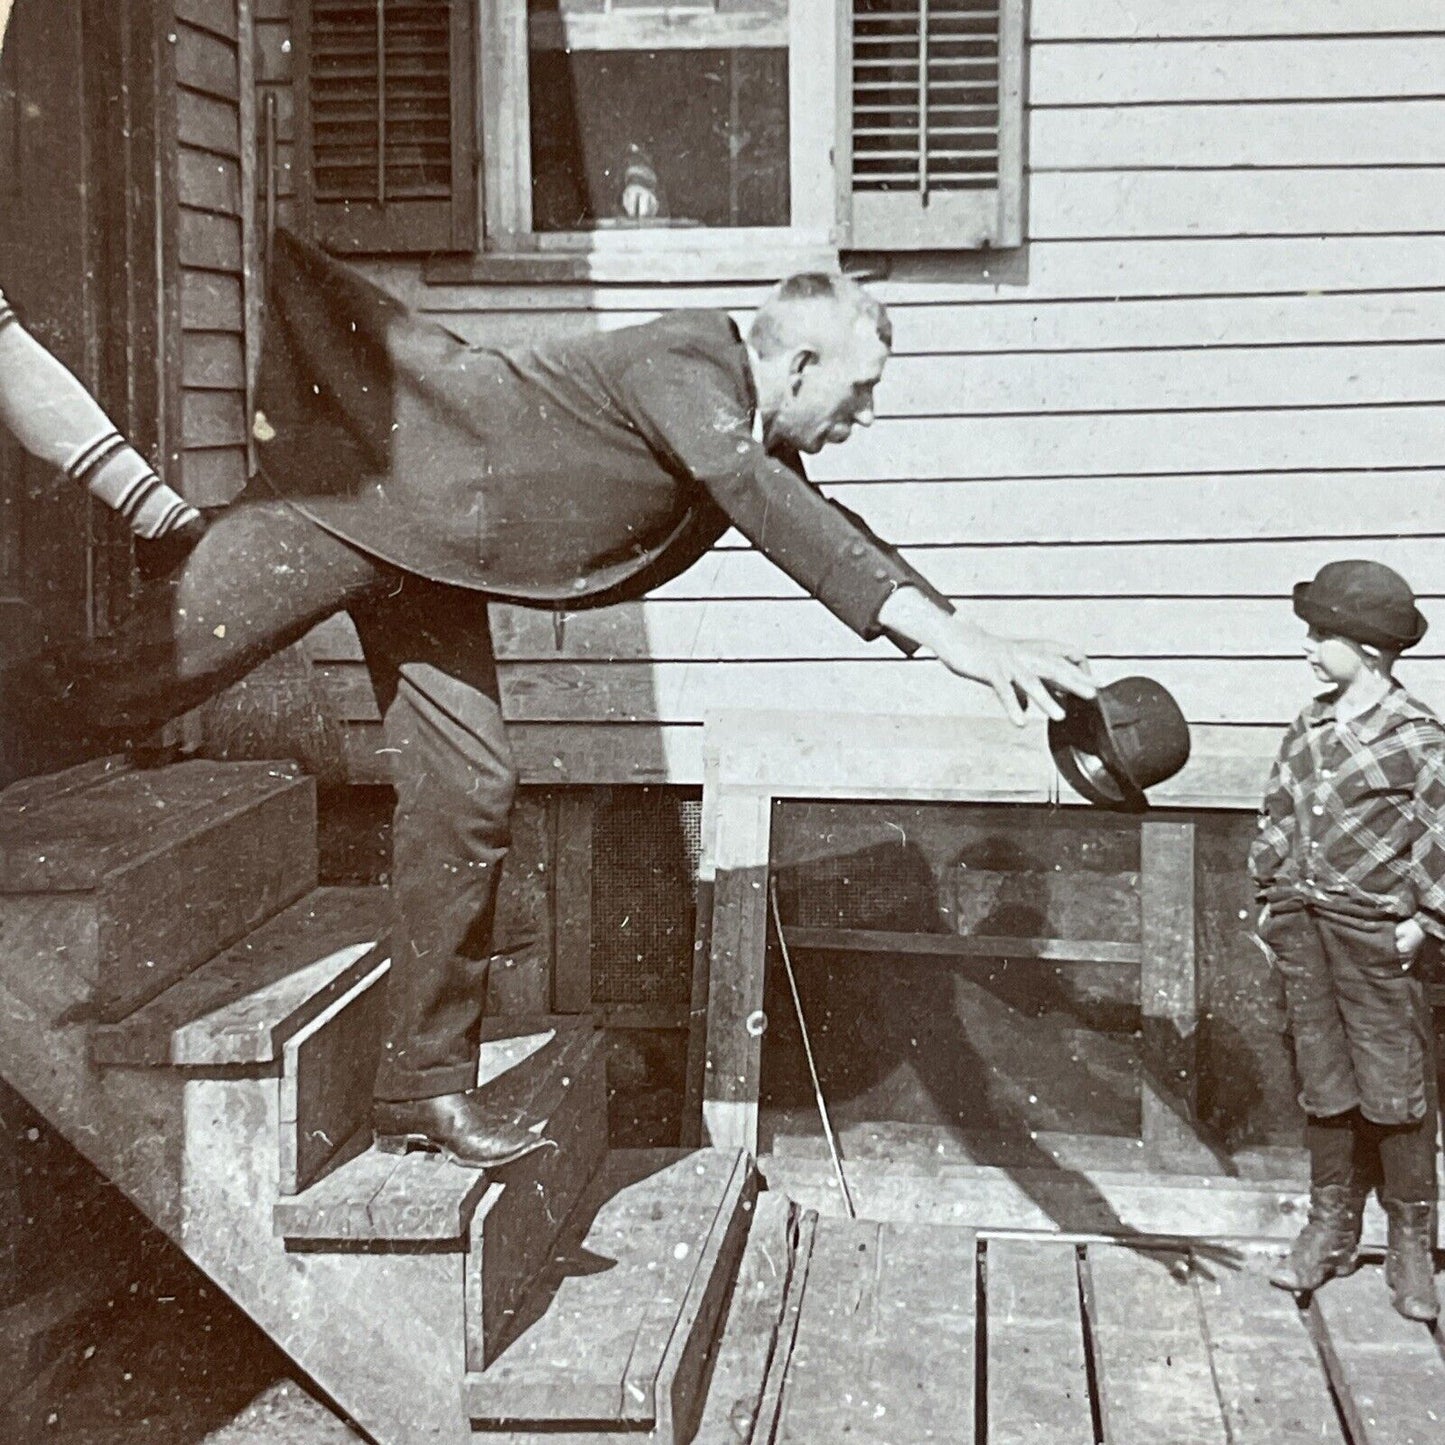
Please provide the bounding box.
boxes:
[797,473,1445,546]
[1030,39,1445,105]
[808,407,1445,482]
[313,657,1445,730]
[377,236,1445,314]
[413,292,1445,359]
[1030,170,1445,241]
[648,538,1445,602]
[1031,2,1445,42]
[887,294,1445,358]
[306,598,1441,666]
[1030,102,1445,170]
[877,345,1445,417]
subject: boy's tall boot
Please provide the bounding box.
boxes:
[1382,1199,1440,1322]
[1269,1183,1365,1293]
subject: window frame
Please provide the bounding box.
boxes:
[471,0,840,282]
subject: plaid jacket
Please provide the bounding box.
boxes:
[1249,683,1445,937]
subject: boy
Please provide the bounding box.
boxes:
[1252,559,1444,1321]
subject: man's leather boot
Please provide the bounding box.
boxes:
[1383,1198,1440,1322]
[373,1089,557,1169]
[1269,1183,1365,1293]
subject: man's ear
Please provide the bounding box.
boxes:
[788,347,818,395]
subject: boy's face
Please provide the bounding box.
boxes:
[1303,627,1370,686]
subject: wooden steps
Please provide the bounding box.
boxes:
[274,1023,605,1248]
[465,1148,756,1442]
[90,886,390,1068]
[0,758,648,1443]
[0,757,316,1022]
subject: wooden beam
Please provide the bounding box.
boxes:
[1139,821,1208,1168]
[784,926,1140,967]
[701,790,773,1155]
[680,744,721,1149]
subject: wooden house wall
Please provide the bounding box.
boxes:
[252,1,1445,789]
[173,0,253,503]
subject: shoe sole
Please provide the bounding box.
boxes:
[373,1131,557,1170]
[1268,1253,1360,1295]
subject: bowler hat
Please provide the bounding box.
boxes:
[1048,676,1192,813]
[1292,560,1427,652]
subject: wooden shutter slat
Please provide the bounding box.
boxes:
[844,0,1021,248]
[300,0,476,251]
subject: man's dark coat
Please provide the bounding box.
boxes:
[254,229,947,642]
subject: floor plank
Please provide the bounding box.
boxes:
[691,1192,803,1444]
[1311,1264,1445,1445]
[466,1150,747,1427]
[1195,1264,1346,1445]
[775,1219,976,1443]
[985,1239,1094,1445]
[1084,1244,1229,1445]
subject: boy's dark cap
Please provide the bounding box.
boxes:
[1048,676,1192,813]
[1292,560,1427,653]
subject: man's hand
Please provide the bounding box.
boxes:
[877,589,1095,725]
[936,625,1096,725]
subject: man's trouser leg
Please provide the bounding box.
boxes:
[348,575,515,1104]
[4,495,385,761]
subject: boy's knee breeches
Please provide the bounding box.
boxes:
[1260,901,1431,1126]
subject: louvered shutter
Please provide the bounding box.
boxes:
[844,0,1024,250]
[296,0,476,253]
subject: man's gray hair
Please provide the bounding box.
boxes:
[748,272,893,357]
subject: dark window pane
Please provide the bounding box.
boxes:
[529,47,790,231]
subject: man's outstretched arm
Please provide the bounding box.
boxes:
[878,584,1094,725]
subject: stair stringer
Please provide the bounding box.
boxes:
[0,966,188,1231]
[178,1071,472,1445]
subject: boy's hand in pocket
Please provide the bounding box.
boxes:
[1395,916,1427,966]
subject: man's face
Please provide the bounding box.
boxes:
[774,316,890,455]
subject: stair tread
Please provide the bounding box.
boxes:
[274,1022,603,1244]
[0,759,305,892]
[465,1148,753,1427]
[90,886,390,1066]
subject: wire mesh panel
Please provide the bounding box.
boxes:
[590,788,702,1006]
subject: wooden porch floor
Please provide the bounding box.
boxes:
[699,1198,1445,1445]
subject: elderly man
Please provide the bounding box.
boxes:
[8,231,1094,1166]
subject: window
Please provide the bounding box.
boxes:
[295,0,1024,270]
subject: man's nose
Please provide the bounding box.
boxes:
[853,404,875,428]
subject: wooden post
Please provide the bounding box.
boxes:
[680,747,720,1147]
[1138,818,1209,1168]
[700,789,773,1156]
